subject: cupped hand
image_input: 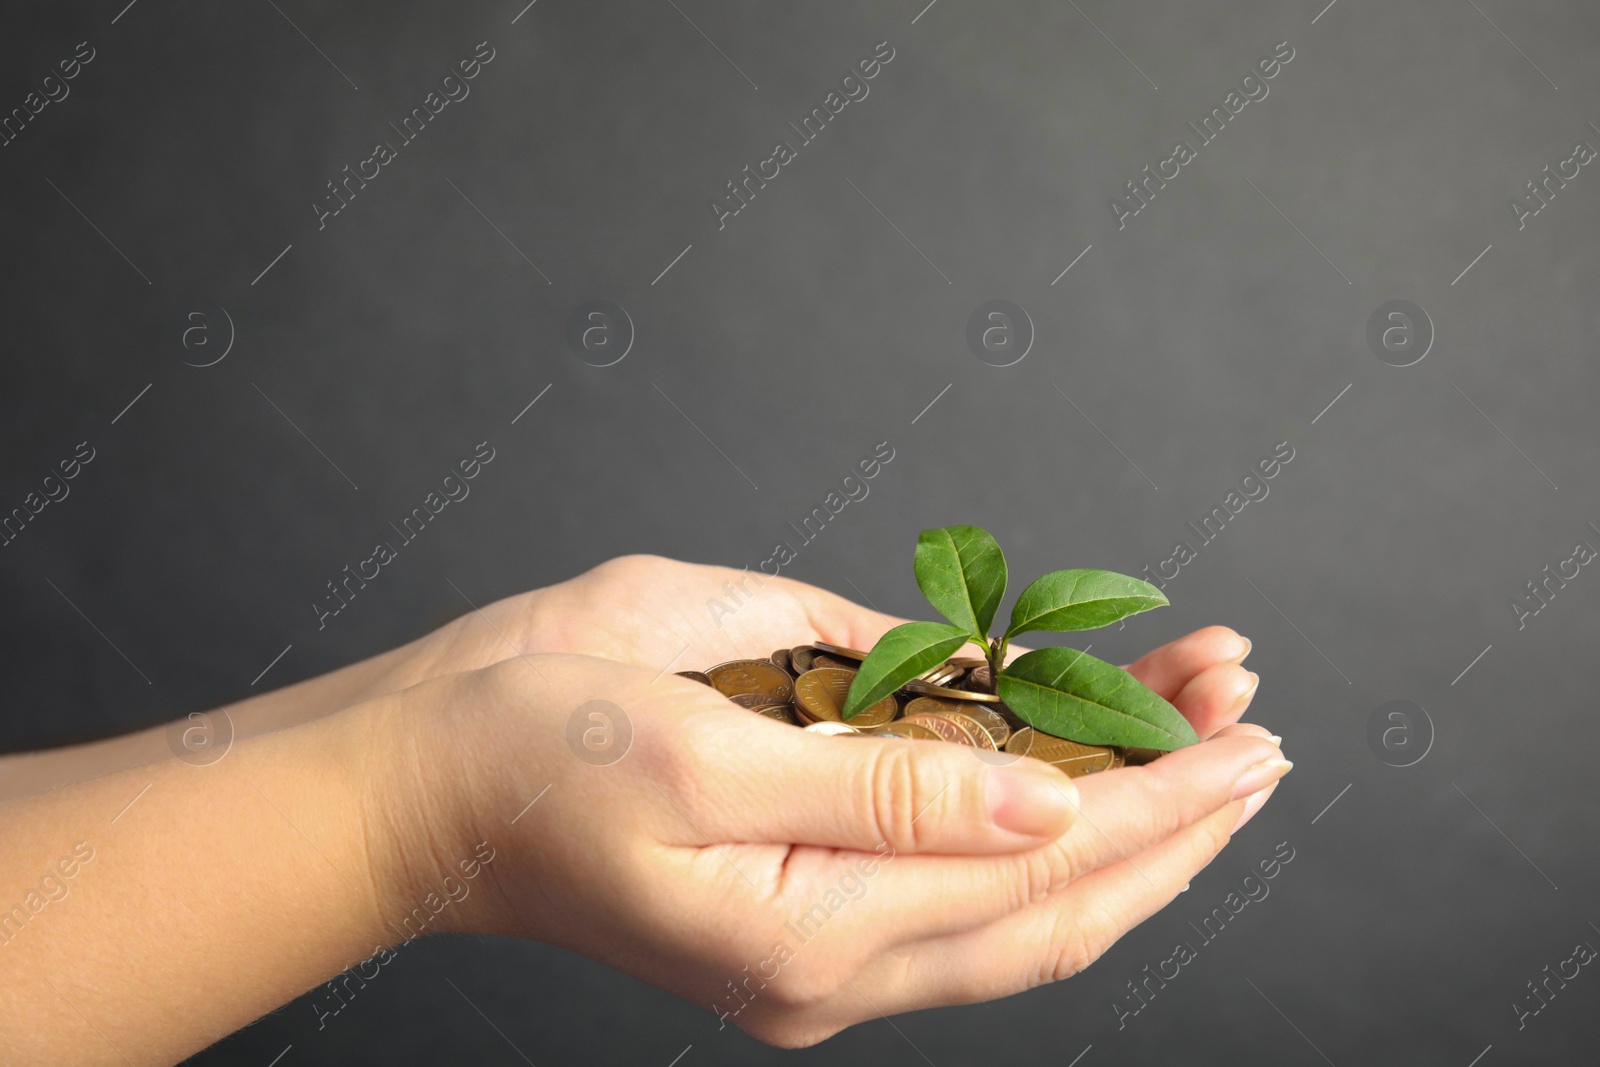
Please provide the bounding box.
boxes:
[367,614,1281,1048]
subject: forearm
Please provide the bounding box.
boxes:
[0,628,439,801]
[0,699,409,1065]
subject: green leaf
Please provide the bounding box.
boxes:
[997,647,1198,750]
[841,621,973,719]
[1004,569,1168,639]
[913,525,1007,638]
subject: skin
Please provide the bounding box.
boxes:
[0,555,1287,1061]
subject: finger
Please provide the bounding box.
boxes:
[1215,721,1286,835]
[850,796,1254,1015]
[704,707,1281,864]
[1233,777,1279,834]
[665,707,1080,855]
[1210,721,1276,743]
[675,726,1286,953]
[1171,662,1260,739]
[1002,732,1285,900]
[760,729,1287,955]
[1123,626,1250,700]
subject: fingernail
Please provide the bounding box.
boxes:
[988,763,1078,837]
[1231,758,1293,801]
[1267,734,1283,746]
[1231,672,1260,710]
[1232,780,1278,834]
[1236,636,1253,661]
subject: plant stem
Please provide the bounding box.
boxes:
[987,635,1007,684]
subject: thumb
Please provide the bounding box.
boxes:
[685,710,1079,855]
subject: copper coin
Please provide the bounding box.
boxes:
[771,648,794,676]
[707,659,794,703]
[902,679,994,703]
[959,704,1012,748]
[794,668,897,728]
[1123,747,1163,766]
[812,641,868,661]
[727,692,775,709]
[905,698,1010,748]
[789,645,817,673]
[1005,727,1119,777]
[752,704,799,725]
[862,721,944,741]
[961,665,995,693]
[928,711,999,750]
[901,713,982,746]
[674,670,713,686]
[803,721,858,736]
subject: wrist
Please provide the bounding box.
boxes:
[352,672,528,944]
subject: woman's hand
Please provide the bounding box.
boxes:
[373,622,1281,1048]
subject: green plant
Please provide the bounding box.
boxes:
[839,525,1199,750]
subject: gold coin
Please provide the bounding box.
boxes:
[949,657,987,670]
[707,659,795,703]
[862,721,944,741]
[674,670,713,686]
[902,713,982,746]
[904,698,1010,748]
[803,721,858,736]
[918,663,965,687]
[794,668,896,727]
[789,645,817,673]
[1005,727,1119,777]
[812,641,868,661]
[902,679,993,703]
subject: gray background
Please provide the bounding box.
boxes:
[2,0,1596,1063]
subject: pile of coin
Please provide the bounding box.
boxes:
[678,642,1155,778]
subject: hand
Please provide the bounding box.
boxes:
[371,617,1282,1047]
